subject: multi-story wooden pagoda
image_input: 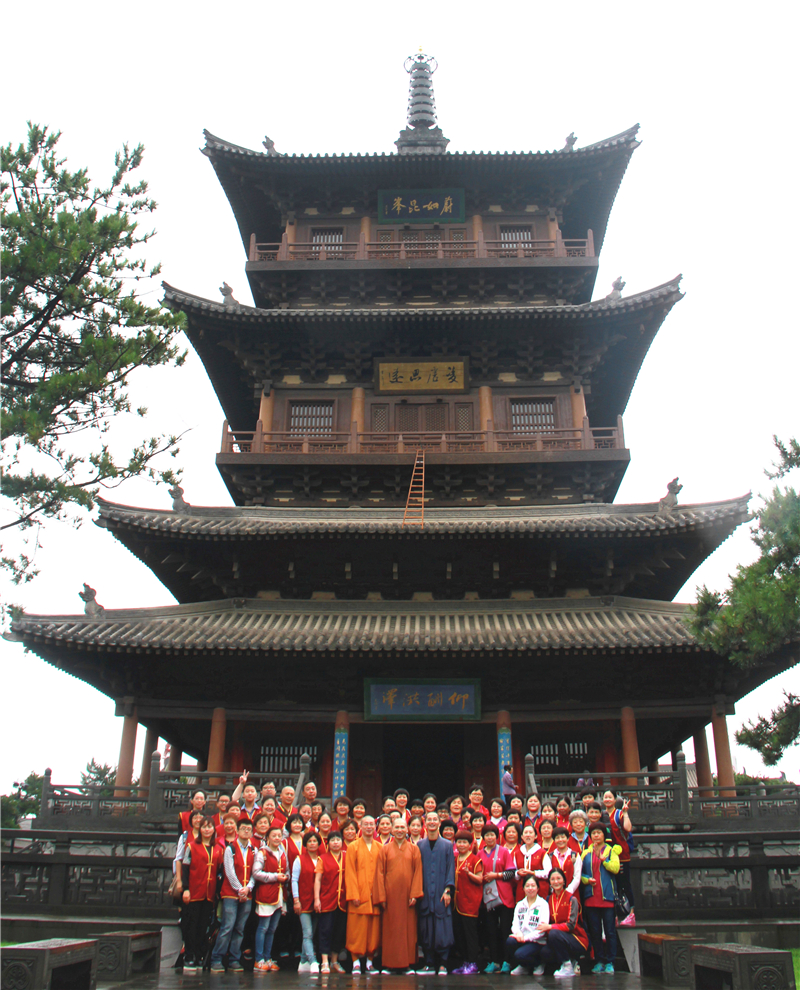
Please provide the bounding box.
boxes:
[9,54,794,808]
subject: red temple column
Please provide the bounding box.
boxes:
[208,708,227,785]
[114,709,138,798]
[478,386,493,432]
[138,727,158,796]
[351,388,366,440]
[711,701,736,797]
[694,727,713,793]
[620,707,641,788]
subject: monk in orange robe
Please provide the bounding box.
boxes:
[344,816,382,972]
[374,818,424,971]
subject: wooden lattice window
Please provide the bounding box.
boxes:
[396,404,420,432]
[379,231,393,244]
[455,403,474,432]
[372,405,389,433]
[289,401,334,436]
[424,231,441,244]
[500,225,533,245]
[510,398,555,432]
[311,228,343,256]
[531,741,588,773]
[259,744,318,775]
[311,228,344,245]
[451,229,466,243]
[425,404,447,432]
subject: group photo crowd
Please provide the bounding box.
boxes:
[173,769,636,979]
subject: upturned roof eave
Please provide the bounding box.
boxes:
[94,492,752,534]
[162,275,683,325]
[201,124,641,163]
[202,125,641,256]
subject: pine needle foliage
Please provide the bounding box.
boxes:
[1,124,187,582]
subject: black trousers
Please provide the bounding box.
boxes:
[318,908,347,956]
[481,904,514,964]
[181,899,214,964]
[453,912,479,964]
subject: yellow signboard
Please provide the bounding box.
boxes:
[376,359,468,394]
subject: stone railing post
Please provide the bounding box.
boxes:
[296,752,311,797]
[147,752,164,814]
[675,750,689,815]
[249,232,257,261]
[40,768,53,822]
[586,229,595,257]
[524,752,536,796]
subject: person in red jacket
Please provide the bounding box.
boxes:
[538,867,589,979]
[314,830,348,973]
[210,818,256,973]
[252,825,289,973]
[180,816,224,971]
[179,790,206,834]
[293,831,322,973]
[478,825,516,973]
[452,830,484,974]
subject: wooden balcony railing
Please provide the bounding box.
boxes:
[249,229,595,263]
[219,417,625,456]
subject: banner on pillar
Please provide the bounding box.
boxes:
[497,727,512,797]
[365,679,480,721]
[332,729,348,801]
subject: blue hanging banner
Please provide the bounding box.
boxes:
[332,729,349,801]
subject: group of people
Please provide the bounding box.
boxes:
[173,770,635,978]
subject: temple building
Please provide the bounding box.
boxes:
[9,54,795,808]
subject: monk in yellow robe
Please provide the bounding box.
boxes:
[344,816,382,972]
[374,818,423,971]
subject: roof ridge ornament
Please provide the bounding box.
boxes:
[605,276,626,301]
[563,132,577,152]
[395,52,450,156]
[79,583,104,617]
[658,478,683,515]
[219,281,239,308]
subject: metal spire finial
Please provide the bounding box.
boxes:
[403,52,439,130]
[396,52,449,155]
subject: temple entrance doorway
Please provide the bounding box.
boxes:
[382,724,464,802]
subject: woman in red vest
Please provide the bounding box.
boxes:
[314,830,348,973]
[538,866,589,978]
[180,817,224,972]
[451,830,484,974]
[317,812,334,852]
[253,824,289,973]
[179,790,206,834]
[293,831,322,973]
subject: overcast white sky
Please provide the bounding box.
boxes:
[1,1,798,792]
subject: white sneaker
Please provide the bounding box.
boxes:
[309,962,320,974]
[533,965,545,976]
[554,961,574,978]
[437,967,448,976]
[298,962,311,973]
[365,959,375,973]
[352,961,362,975]
[510,966,528,975]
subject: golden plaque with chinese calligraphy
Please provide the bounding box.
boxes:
[375,358,469,394]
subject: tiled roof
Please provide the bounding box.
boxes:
[96,495,751,540]
[162,276,683,325]
[202,125,641,163]
[8,595,698,655]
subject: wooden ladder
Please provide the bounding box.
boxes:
[402,449,425,528]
